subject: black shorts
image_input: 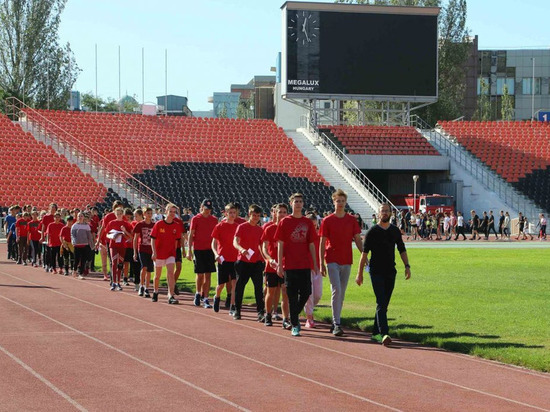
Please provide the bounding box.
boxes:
[124,248,133,263]
[217,261,236,285]
[139,252,154,273]
[176,247,182,263]
[265,271,284,287]
[193,249,216,274]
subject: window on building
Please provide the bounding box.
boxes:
[522,78,541,95]
[477,77,490,95]
[496,78,515,95]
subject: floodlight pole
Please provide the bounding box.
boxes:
[532,57,535,121]
[413,175,419,213]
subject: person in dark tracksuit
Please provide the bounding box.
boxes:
[356,203,411,347]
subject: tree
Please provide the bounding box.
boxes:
[473,78,491,121]
[0,0,79,110]
[501,83,514,121]
[236,96,253,119]
[81,92,118,112]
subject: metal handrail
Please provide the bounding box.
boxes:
[5,97,171,208]
[307,121,398,212]
[410,114,542,220]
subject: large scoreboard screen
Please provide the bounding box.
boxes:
[281,2,440,101]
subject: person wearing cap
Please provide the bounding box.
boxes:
[187,199,218,308]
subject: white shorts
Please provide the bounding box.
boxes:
[154,256,176,267]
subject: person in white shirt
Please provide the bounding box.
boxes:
[443,214,451,240]
[454,211,466,240]
[538,213,547,240]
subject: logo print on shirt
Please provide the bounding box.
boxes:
[290,223,308,243]
[141,228,152,246]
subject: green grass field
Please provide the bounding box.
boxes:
[163,248,549,372]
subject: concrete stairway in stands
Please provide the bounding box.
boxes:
[286,130,376,223]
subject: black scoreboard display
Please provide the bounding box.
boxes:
[281,1,440,101]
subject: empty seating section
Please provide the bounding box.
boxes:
[437,121,550,183]
[0,114,107,210]
[29,110,326,182]
[326,125,440,156]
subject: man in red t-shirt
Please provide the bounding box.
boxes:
[232,204,265,321]
[319,189,363,337]
[275,193,318,337]
[40,203,58,271]
[211,202,239,313]
[261,203,290,327]
[187,199,218,309]
[45,212,65,274]
[133,207,155,298]
[60,216,75,276]
[151,204,184,304]
[28,211,42,267]
[15,212,30,265]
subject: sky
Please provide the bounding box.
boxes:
[58,0,550,111]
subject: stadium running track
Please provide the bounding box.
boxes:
[0,244,548,411]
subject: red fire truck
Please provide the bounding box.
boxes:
[403,194,455,214]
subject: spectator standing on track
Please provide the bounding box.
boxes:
[470,210,480,240]
[45,213,65,274]
[319,189,362,336]
[151,204,184,304]
[503,212,511,239]
[40,203,58,270]
[60,216,75,276]
[516,212,527,240]
[105,207,133,291]
[187,199,218,309]
[480,212,489,240]
[28,211,42,267]
[275,193,318,337]
[488,211,499,240]
[15,212,30,265]
[232,204,265,321]
[454,211,467,240]
[356,203,411,347]
[211,203,239,314]
[498,211,505,238]
[538,213,547,240]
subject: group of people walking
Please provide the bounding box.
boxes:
[3,190,411,345]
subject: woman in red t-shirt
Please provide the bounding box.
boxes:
[45,213,66,274]
[105,207,133,291]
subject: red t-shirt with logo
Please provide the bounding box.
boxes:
[211,220,239,262]
[40,214,55,236]
[319,213,361,265]
[235,222,264,263]
[28,220,42,241]
[150,220,183,260]
[125,220,138,248]
[105,219,133,249]
[15,218,29,237]
[46,222,65,247]
[60,225,72,243]
[274,216,316,270]
[133,220,155,254]
[190,214,218,251]
[261,222,278,274]
[101,212,117,245]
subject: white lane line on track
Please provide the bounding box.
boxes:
[2,271,549,411]
[0,294,249,412]
[0,344,88,412]
[0,329,164,337]
[0,272,400,412]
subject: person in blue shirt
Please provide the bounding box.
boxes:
[5,206,19,260]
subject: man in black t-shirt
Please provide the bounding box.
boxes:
[480,211,489,240]
[487,211,499,240]
[498,211,505,237]
[470,210,480,240]
[356,203,411,347]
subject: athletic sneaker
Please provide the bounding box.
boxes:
[152,292,158,302]
[257,310,266,322]
[138,286,144,297]
[274,313,283,321]
[168,296,179,305]
[305,319,315,329]
[193,292,201,307]
[282,319,292,330]
[265,313,273,326]
[174,284,180,295]
[382,335,392,346]
[333,324,344,337]
[232,310,241,320]
[110,284,116,291]
[370,334,383,344]
[144,289,151,298]
[228,304,236,316]
[123,278,129,286]
[291,327,301,337]
[203,298,212,309]
[78,275,85,280]
[213,297,221,313]
[116,284,123,291]
[64,270,69,276]
[224,294,231,309]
